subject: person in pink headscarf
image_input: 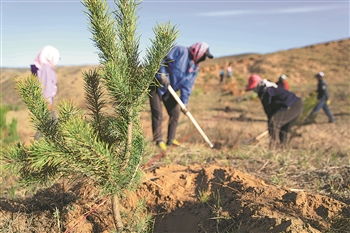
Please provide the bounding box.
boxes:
[149,42,213,150]
[30,45,60,106]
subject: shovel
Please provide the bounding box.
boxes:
[244,130,269,145]
[167,85,214,148]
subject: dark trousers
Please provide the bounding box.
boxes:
[149,86,180,144]
[219,74,225,83]
[310,96,334,122]
[268,99,303,145]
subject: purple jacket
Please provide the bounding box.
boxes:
[36,64,57,104]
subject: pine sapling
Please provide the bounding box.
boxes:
[1,0,178,231]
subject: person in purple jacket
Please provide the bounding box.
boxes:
[30,45,60,139]
[149,42,213,150]
[30,45,60,107]
[245,74,303,147]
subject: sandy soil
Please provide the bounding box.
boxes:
[0,165,348,232]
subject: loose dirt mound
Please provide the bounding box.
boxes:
[0,165,349,232]
[141,165,348,233]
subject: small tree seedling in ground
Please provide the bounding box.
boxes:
[1,0,178,230]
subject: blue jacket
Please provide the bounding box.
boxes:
[156,46,199,105]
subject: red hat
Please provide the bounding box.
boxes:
[246,74,262,91]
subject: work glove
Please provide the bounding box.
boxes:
[159,73,170,87]
[261,79,278,88]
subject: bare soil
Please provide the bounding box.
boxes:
[143,165,349,233]
[1,165,349,233]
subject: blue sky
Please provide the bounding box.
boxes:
[1,0,349,67]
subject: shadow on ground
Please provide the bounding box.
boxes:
[0,183,77,214]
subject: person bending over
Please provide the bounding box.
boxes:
[245,74,303,147]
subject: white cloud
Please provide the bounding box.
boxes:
[279,6,339,14]
[198,10,255,17]
[197,6,341,17]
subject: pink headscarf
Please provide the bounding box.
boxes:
[34,45,60,69]
[189,42,209,63]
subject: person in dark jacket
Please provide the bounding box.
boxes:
[276,74,290,90]
[150,42,213,151]
[309,72,335,123]
[219,66,225,83]
[246,74,303,146]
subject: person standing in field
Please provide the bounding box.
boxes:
[30,45,60,139]
[30,45,60,107]
[219,66,225,83]
[309,72,335,123]
[245,74,303,147]
[276,74,289,90]
[149,42,214,151]
[226,62,233,79]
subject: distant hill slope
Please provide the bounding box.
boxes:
[201,38,350,86]
[0,66,92,107]
[1,39,349,107]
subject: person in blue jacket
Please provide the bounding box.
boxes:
[149,42,213,150]
[246,74,303,147]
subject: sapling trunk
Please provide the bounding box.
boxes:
[111,194,124,230]
[123,117,133,168]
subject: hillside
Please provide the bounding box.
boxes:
[200,38,350,86]
[1,39,350,108]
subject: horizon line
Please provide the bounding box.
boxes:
[1,37,349,69]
